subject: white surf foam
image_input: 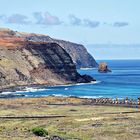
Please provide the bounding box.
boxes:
[80,95,103,99]
[24,87,47,92]
[49,81,101,88]
[0,80,101,96]
[79,68,96,70]
[0,91,14,95]
[51,94,69,97]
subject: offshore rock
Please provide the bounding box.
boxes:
[98,62,111,73]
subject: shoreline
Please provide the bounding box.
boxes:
[0,80,98,92]
[0,81,99,98]
[0,82,140,108]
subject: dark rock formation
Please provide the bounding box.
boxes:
[98,62,111,73]
[80,74,96,82]
[0,93,25,98]
[54,39,98,68]
[0,28,95,90]
[25,34,97,68]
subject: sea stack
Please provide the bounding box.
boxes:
[98,62,111,73]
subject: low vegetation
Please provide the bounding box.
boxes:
[0,97,139,140]
[31,127,48,137]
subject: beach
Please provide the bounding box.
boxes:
[0,96,140,140]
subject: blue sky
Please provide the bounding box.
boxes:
[0,0,140,59]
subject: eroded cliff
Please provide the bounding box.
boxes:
[25,34,98,68]
[0,28,95,89]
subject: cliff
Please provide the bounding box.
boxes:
[53,39,98,68]
[0,28,95,90]
[25,34,98,68]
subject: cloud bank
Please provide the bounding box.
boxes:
[69,15,82,26]
[0,12,129,28]
[0,14,30,24]
[113,22,129,27]
[68,14,100,28]
[33,12,62,25]
[83,19,100,28]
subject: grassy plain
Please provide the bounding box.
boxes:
[0,96,139,140]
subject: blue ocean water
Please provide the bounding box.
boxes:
[11,60,140,99]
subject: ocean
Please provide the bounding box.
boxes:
[5,60,140,99]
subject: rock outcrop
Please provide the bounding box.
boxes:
[0,28,95,90]
[98,62,111,73]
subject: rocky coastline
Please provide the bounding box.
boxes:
[0,28,96,92]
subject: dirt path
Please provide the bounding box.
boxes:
[0,115,66,119]
[100,110,140,115]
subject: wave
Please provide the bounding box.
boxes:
[1,87,49,94]
[80,95,103,99]
[43,94,104,99]
[24,87,47,92]
[79,68,96,70]
[49,81,101,88]
[25,94,70,98]
[0,81,101,97]
[41,94,107,99]
[75,81,101,85]
[0,91,14,94]
[14,81,101,93]
[24,93,128,100]
[51,94,69,97]
[0,91,25,98]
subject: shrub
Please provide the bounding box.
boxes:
[31,127,48,137]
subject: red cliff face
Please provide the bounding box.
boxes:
[0,28,95,89]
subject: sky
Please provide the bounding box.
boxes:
[0,0,140,59]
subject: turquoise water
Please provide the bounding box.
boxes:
[9,60,140,99]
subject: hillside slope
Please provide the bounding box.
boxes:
[0,28,95,89]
